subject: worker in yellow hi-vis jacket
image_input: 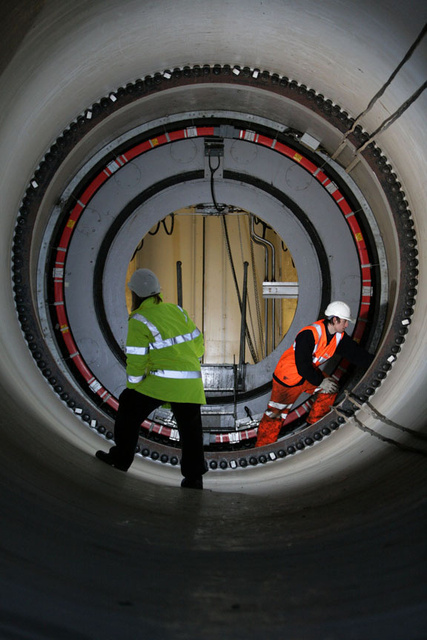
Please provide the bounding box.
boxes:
[96,269,207,489]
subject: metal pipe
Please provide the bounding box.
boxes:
[202,216,206,338]
[250,216,277,354]
[239,261,249,371]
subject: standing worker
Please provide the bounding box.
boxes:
[96,269,207,489]
[255,301,374,447]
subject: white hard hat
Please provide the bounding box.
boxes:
[128,269,161,298]
[324,300,354,322]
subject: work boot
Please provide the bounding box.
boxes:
[181,477,203,490]
[95,450,128,472]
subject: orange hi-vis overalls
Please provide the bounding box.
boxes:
[256,320,342,447]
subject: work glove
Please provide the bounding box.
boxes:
[317,377,339,394]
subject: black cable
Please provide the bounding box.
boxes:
[221,213,258,363]
[148,221,161,235]
[221,214,242,307]
[208,152,258,362]
[339,23,427,144]
[356,81,427,152]
[131,239,144,261]
[162,213,175,235]
[353,23,426,125]
[208,154,223,212]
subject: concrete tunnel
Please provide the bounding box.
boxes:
[0,0,426,638]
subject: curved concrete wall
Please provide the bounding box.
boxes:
[0,1,426,638]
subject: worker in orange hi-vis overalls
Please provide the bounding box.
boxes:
[255,301,374,448]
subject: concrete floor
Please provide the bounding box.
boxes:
[0,402,425,639]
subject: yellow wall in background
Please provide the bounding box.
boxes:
[127,212,297,364]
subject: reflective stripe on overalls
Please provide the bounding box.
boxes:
[265,400,294,420]
[126,311,202,384]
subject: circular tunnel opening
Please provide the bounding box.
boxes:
[126,208,298,367]
[12,66,416,473]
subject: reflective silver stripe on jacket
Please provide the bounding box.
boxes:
[311,323,323,363]
[311,323,342,364]
[131,313,201,350]
[132,313,162,341]
[126,346,149,355]
[150,328,201,350]
[292,322,323,352]
[150,369,202,379]
[127,374,145,384]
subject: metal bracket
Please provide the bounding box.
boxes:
[262,281,299,298]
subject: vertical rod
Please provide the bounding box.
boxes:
[202,216,206,337]
[233,354,237,422]
[250,216,276,355]
[239,261,249,370]
[176,260,183,307]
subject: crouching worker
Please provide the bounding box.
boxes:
[96,269,207,489]
[255,301,374,447]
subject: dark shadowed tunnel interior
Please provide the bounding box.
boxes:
[0,1,426,638]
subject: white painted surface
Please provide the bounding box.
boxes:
[0,0,426,492]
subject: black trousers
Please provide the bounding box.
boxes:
[109,388,207,479]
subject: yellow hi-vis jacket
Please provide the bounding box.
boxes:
[125,297,206,404]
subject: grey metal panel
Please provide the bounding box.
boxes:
[223,139,361,311]
[98,177,323,397]
[63,134,361,412]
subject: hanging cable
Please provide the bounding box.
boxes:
[344,391,427,441]
[333,391,427,457]
[208,154,225,213]
[220,215,258,363]
[354,82,426,153]
[148,221,160,235]
[332,22,427,159]
[249,234,265,360]
[208,150,242,308]
[345,81,427,173]
[335,408,427,457]
[250,215,278,356]
[207,151,258,363]
[237,216,261,362]
[162,214,175,235]
[130,239,144,261]
[148,214,175,236]
[352,24,426,132]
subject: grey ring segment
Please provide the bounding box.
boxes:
[35,110,385,428]
[59,134,363,420]
[317,150,389,349]
[101,178,322,401]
